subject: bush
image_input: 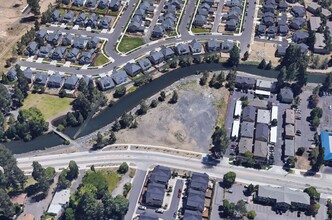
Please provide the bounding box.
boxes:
[57,124,65,132]
[118,162,129,174]
[64,140,70,145]
[123,182,132,197]
[114,86,126,98]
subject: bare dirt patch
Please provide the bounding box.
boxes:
[115,76,229,153]
[249,41,280,66]
[295,154,311,170]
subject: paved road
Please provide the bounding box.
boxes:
[18,0,257,76]
[212,0,225,33]
[16,150,332,196]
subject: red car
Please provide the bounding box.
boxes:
[178,188,182,198]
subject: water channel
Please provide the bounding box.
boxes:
[4,63,327,154]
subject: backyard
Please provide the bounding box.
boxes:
[118,35,145,53]
[22,93,73,120]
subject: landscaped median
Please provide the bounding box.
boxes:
[93,53,110,66]
[117,35,145,54]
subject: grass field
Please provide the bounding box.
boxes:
[23,93,73,120]
[94,53,109,66]
[103,172,121,192]
[118,36,145,53]
[192,27,210,33]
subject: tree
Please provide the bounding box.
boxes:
[244,151,254,159]
[311,107,323,119]
[38,176,50,195]
[222,199,235,217]
[223,171,236,188]
[73,93,92,119]
[112,120,121,131]
[106,130,116,145]
[58,169,71,189]
[271,119,278,126]
[258,59,267,69]
[308,30,316,51]
[287,156,296,168]
[34,19,40,31]
[240,96,249,107]
[32,161,45,182]
[130,119,138,129]
[82,171,108,199]
[265,60,272,70]
[138,100,148,115]
[324,27,332,52]
[68,160,79,180]
[296,147,305,156]
[0,83,11,113]
[78,78,89,95]
[286,63,297,81]
[114,86,126,98]
[0,189,15,219]
[235,200,247,215]
[211,126,228,157]
[169,90,178,104]
[312,116,320,129]
[66,112,78,127]
[227,45,240,66]
[96,132,104,148]
[59,88,67,98]
[150,99,158,108]
[158,91,166,102]
[226,69,237,91]
[312,55,320,69]
[113,195,129,218]
[277,66,287,88]
[209,74,217,88]
[247,210,257,219]
[119,112,133,129]
[118,162,129,174]
[27,0,40,16]
[65,207,75,220]
[243,51,249,61]
[246,184,256,195]
[200,71,209,86]
[304,186,320,201]
[123,182,132,197]
[75,191,100,220]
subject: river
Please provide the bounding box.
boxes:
[4,63,327,154]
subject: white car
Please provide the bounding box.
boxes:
[138,206,146,210]
[329,105,332,110]
[155,208,164,214]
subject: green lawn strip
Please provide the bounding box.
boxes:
[22,93,73,120]
[118,36,145,53]
[192,27,210,33]
[94,53,109,66]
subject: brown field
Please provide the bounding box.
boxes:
[249,41,281,66]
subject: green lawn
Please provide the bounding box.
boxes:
[118,36,145,53]
[94,53,109,66]
[192,27,210,33]
[23,93,73,120]
[103,172,121,192]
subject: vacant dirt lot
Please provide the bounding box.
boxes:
[115,75,229,153]
[249,41,280,66]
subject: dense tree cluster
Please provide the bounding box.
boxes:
[310,107,323,130]
[17,28,36,55]
[27,0,40,16]
[309,145,325,172]
[12,65,29,107]
[28,161,55,198]
[210,126,228,158]
[219,199,256,219]
[113,86,126,98]
[258,59,272,70]
[41,4,54,24]
[94,130,117,149]
[5,107,48,141]
[227,45,240,67]
[226,69,237,91]
[209,71,226,89]
[58,161,79,189]
[65,171,129,220]
[223,171,236,188]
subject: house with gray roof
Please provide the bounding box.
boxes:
[183,210,202,220]
[34,72,48,86]
[255,123,269,142]
[86,13,98,28]
[292,30,309,43]
[47,73,63,88]
[190,39,202,55]
[276,44,287,57]
[87,37,100,49]
[221,40,234,52]
[148,51,164,64]
[75,13,87,26]
[240,122,255,138]
[206,39,221,52]
[309,17,321,32]
[50,47,67,60]
[63,75,79,90]
[257,24,266,36]
[62,0,71,5]
[109,0,121,11]
[98,76,115,91]
[85,0,97,7]
[127,21,144,33]
[124,62,141,77]
[139,212,159,220]
[62,11,75,23]
[291,6,305,17]
[263,3,275,13]
[322,8,331,18]
[7,67,17,81]
[238,137,253,154]
[197,7,208,16]
[285,124,295,139]
[278,25,289,36]
[23,68,35,83]
[25,41,38,56]
[162,17,175,31]
[145,182,165,207]
[98,0,109,9]
[296,43,309,54]
[284,139,295,157]
[38,44,53,58]
[98,16,111,29]
[278,1,288,11]
[263,16,274,27]
[267,26,278,38]
[73,0,84,6]
[149,165,171,185]
[78,49,94,65]
[112,70,128,85]
[193,15,207,27]
[279,87,293,103]
[151,26,165,38]
[254,185,310,210]
[73,37,87,49]
[49,10,61,23]
[174,43,190,55]
[160,46,174,59]
[62,34,74,46]
[242,105,256,122]
[226,19,238,31]
[190,172,209,192]
[66,48,80,62]
[235,76,256,89]
[185,189,205,212]
[290,17,305,29]
[306,2,320,14]
[254,141,268,162]
[36,29,47,42]
[314,33,329,54]
[46,31,61,46]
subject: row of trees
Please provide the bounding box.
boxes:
[258,59,272,70]
[199,71,226,89]
[29,161,56,198]
[58,160,79,189]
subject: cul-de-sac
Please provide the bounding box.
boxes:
[1,0,332,219]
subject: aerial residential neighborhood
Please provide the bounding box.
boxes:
[2,0,332,219]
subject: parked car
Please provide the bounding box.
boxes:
[138,206,146,210]
[227,189,233,193]
[156,208,164,214]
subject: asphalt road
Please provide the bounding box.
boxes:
[17,0,257,76]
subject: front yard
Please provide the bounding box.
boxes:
[22,93,73,120]
[118,36,145,53]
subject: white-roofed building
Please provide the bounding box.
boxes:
[257,109,271,124]
[256,80,273,91]
[270,126,277,144]
[47,189,70,217]
[234,100,242,117]
[231,120,240,138]
[271,105,278,121]
[255,90,271,96]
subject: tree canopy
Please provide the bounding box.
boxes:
[223,171,236,188]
